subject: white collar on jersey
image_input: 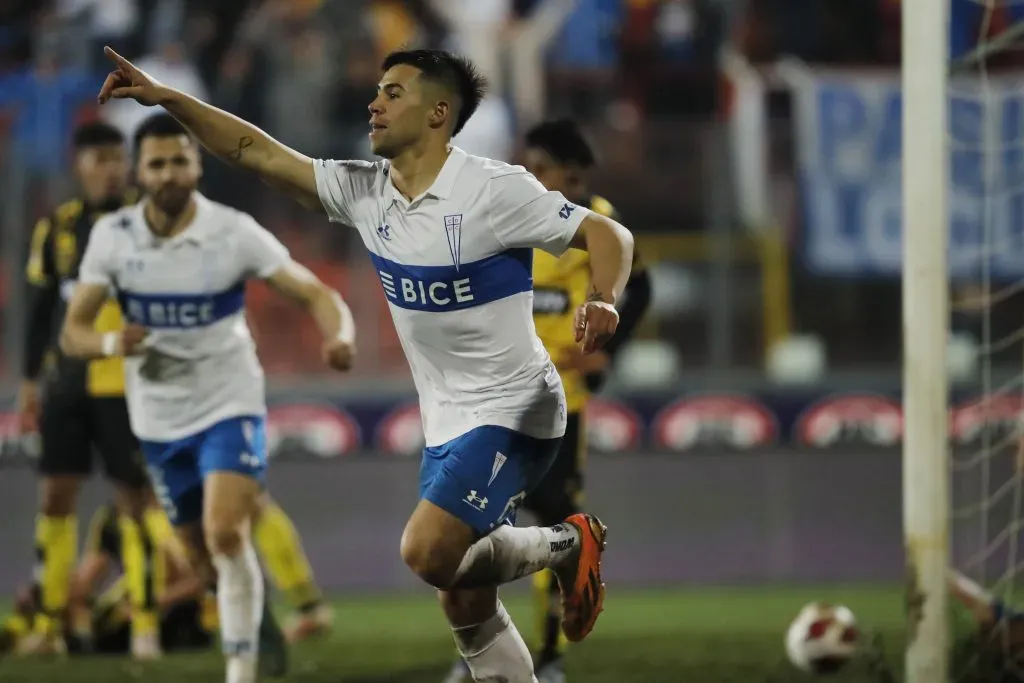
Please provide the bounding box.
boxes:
[383,145,469,208]
[131,192,212,248]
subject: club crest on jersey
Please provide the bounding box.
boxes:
[444,214,462,270]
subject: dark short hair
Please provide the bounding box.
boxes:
[133,113,192,152]
[72,121,124,151]
[524,119,596,169]
[381,49,487,136]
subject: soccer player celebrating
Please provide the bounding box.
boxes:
[60,113,356,683]
[17,121,159,657]
[96,47,633,683]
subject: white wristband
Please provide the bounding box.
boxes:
[100,332,119,358]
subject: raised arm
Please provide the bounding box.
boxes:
[97,47,319,210]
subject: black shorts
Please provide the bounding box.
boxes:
[523,411,585,524]
[39,392,146,488]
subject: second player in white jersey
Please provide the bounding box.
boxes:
[316,149,583,446]
[60,113,354,683]
[80,194,292,441]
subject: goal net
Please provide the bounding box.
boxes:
[934,2,1024,682]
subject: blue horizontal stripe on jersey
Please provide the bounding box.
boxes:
[118,283,245,329]
[369,249,533,313]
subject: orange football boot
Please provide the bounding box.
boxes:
[558,513,607,642]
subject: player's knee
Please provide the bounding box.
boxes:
[39,476,81,516]
[400,529,464,589]
[400,535,452,588]
[401,500,477,588]
[204,522,245,558]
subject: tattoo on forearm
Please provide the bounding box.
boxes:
[587,290,606,303]
[228,136,253,162]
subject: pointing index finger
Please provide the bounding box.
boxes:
[104,46,133,70]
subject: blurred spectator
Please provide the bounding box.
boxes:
[368,0,429,61]
[509,0,579,128]
[145,0,188,55]
[452,95,514,161]
[430,0,511,92]
[263,24,336,159]
[0,48,99,177]
[228,1,344,159]
[55,0,141,70]
[100,40,208,144]
[0,1,38,71]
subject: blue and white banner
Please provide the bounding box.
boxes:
[792,69,1024,278]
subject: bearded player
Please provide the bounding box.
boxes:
[60,113,356,683]
[96,46,632,683]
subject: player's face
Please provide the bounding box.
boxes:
[522,147,587,201]
[368,64,446,158]
[135,135,201,216]
[74,144,128,206]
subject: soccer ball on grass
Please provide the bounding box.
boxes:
[785,602,860,674]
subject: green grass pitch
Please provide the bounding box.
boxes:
[0,585,910,682]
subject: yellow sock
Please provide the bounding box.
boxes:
[119,515,159,638]
[200,591,219,632]
[143,507,174,546]
[34,515,77,628]
[532,569,567,661]
[4,614,30,639]
[254,501,322,610]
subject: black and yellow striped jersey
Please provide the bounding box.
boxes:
[532,194,645,412]
[24,191,139,396]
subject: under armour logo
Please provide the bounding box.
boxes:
[239,452,260,469]
[463,490,488,511]
[558,203,576,220]
[377,223,392,241]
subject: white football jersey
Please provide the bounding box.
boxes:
[314,146,590,446]
[78,194,290,442]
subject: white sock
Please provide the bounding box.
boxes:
[212,541,264,683]
[453,601,537,683]
[452,523,580,588]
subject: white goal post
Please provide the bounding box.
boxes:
[902,0,951,681]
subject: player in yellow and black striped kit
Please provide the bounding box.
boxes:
[16,121,162,656]
[522,120,651,682]
[1,499,212,657]
[444,119,652,683]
